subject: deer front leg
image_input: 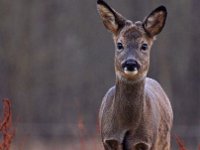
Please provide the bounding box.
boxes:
[103,139,123,150]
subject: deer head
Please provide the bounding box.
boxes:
[97,0,167,82]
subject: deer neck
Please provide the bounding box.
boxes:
[112,77,145,126]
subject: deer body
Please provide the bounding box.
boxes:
[100,78,172,150]
[97,0,173,150]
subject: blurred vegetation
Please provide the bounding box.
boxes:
[0,0,199,149]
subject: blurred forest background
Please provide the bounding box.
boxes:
[0,0,199,149]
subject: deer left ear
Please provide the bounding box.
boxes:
[143,6,167,37]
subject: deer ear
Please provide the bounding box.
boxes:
[97,0,126,34]
[143,6,167,37]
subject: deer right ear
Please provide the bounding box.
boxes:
[97,0,126,34]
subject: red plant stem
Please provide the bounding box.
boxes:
[78,116,86,150]
[175,135,187,150]
[0,99,14,150]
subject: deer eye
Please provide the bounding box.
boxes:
[141,43,148,51]
[117,42,124,50]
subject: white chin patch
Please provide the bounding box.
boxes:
[124,67,138,76]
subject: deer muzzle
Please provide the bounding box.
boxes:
[122,59,140,75]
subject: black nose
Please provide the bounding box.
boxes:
[122,59,140,72]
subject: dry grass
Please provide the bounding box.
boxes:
[0,99,14,150]
[0,99,199,150]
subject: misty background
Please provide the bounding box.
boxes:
[0,0,199,149]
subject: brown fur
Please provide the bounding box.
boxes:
[97,0,173,150]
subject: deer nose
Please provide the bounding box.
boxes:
[122,59,140,73]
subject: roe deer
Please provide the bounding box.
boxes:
[97,0,173,149]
